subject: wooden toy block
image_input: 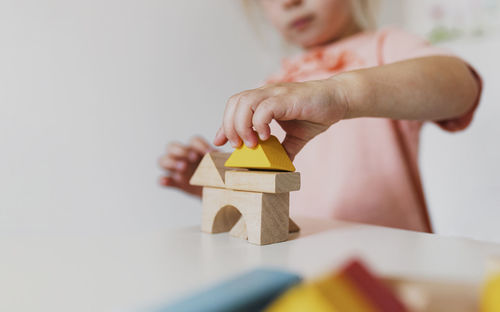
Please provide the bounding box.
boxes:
[289,218,300,233]
[225,170,300,193]
[224,135,296,172]
[189,152,231,188]
[202,187,289,245]
[229,216,247,239]
[201,187,241,233]
[230,217,300,240]
[190,141,300,245]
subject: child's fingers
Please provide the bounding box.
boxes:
[166,142,191,159]
[281,133,307,161]
[213,127,228,146]
[189,136,214,156]
[252,112,271,142]
[170,171,187,183]
[252,96,288,140]
[223,94,243,148]
[233,91,268,147]
[159,176,177,187]
[234,104,258,147]
[159,156,188,172]
[160,175,187,189]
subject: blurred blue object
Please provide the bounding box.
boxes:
[153,268,302,312]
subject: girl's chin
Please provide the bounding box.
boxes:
[296,36,331,49]
[290,29,338,49]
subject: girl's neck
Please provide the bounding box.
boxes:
[304,21,363,51]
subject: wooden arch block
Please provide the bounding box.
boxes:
[230,217,300,240]
[201,187,290,245]
[224,136,295,172]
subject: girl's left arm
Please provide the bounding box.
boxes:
[337,55,480,122]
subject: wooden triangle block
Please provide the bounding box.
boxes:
[224,135,295,172]
[189,152,231,188]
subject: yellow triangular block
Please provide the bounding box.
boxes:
[224,135,295,172]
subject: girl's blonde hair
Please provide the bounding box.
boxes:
[243,0,380,31]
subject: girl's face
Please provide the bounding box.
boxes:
[258,0,358,48]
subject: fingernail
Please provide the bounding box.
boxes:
[231,140,241,148]
[258,133,267,141]
[176,162,186,170]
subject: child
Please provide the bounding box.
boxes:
[159,0,482,233]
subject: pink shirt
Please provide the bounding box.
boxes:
[267,28,481,232]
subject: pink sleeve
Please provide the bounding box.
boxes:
[377,28,482,132]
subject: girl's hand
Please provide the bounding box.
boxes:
[159,136,216,197]
[213,78,349,160]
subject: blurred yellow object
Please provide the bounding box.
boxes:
[265,282,338,312]
[224,135,295,172]
[266,259,408,312]
[482,274,500,312]
[265,275,374,312]
[315,275,375,312]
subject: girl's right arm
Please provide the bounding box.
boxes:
[159,136,215,197]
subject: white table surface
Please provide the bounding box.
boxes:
[2,217,500,312]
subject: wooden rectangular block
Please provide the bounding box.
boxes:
[225,170,300,193]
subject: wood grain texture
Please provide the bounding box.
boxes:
[202,187,290,245]
[189,152,231,188]
[229,217,247,239]
[225,170,300,193]
[201,187,241,233]
[231,217,300,240]
[289,218,300,233]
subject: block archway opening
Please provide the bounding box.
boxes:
[212,205,243,233]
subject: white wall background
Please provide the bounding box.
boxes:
[421,35,500,243]
[0,0,280,234]
[0,1,499,243]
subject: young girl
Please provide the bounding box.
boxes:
[159,0,482,233]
